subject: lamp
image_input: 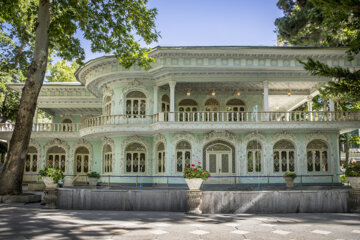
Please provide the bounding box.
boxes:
[80,114,84,118]
[236,91,241,96]
[186,89,191,96]
[288,91,291,96]
[59,114,64,118]
[211,89,216,96]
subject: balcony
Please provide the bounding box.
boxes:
[0,111,359,139]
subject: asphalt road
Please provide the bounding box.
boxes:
[0,203,359,240]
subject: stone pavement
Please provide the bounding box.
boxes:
[0,203,359,240]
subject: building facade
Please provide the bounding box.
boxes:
[1,46,360,185]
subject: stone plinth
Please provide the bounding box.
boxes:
[187,191,202,214]
[43,189,58,209]
[0,194,41,204]
[348,190,360,213]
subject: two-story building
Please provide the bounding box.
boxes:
[1,46,360,185]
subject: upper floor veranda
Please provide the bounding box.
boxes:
[1,46,360,139]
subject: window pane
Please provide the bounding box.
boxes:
[209,154,217,173]
[32,155,37,172]
[255,151,261,172]
[315,151,321,171]
[307,151,313,171]
[322,151,328,171]
[221,154,229,173]
[289,151,295,172]
[273,151,279,172]
[281,151,287,172]
[177,152,183,172]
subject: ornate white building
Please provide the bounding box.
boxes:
[1,46,360,185]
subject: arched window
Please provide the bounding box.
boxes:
[62,118,73,131]
[126,91,146,117]
[205,98,219,111]
[273,140,295,172]
[307,140,328,172]
[75,147,89,174]
[205,98,220,121]
[104,96,112,115]
[47,146,66,172]
[247,141,262,172]
[157,143,165,173]
[226,99,245,121]
[176,141,191,172]
[103,144,112,173]
[178,99,198,121]
[125,143,146,173]
[161,95,170,112]
[25,146,37,173]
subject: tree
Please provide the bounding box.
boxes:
[275,0,360,108]
[46,60,79,82]
[0,0,159,195]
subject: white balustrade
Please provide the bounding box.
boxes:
[0,111,359,133]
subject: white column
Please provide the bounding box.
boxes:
[263,81,269,112]
[153,85,159,114]
[329,99,335,112]
[307,96,313,121]
[169,81,176,121]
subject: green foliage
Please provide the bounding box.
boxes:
[39,165,64,183]
[283,171,297,179]
[46,60,79,82]
[87,171,100,179]
[276,0,360,107]
[340,174,348,183]
[183,163,211,180]
[344,161,360,177]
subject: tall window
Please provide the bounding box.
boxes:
[176,141,191,172]
[273,140,295,172]
[75,147,89,174]
[247,141,262,172]
[62,118,73,131]
[47,146,66,172]
[161,95,170,112]
[104,96,112,115]
[157,143,165,173]
[205,98,219,121]
[125,143,146,173]
[126,91,146,117]
[226,99,245,121]
[103,144,112,173]
[307,140,328,172]
[178,99,198,121]
[25,146,37,173]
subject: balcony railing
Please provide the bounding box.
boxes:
[0,123,81,132]
[0,111,359,133]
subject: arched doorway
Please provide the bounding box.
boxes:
[204,98,219,121]
[47,146,66,172]
[203,141,235,183]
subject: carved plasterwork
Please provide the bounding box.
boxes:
[270,132,298,147]
[120,136,150,174]
[243,132,266,146]
[202,130,238,144]
[71,138,94,174]
[153,134,167,175]
[43,138,70,171]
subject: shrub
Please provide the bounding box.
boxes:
[87,171,101,179]
[283,171,297,179]
[345,161,360,177]
[184,163,211,180]
[340,174,348,183]
[39,166,64,183]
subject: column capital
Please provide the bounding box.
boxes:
[307,96,313,101]
[169,81,176,88]
[153,85,159,90]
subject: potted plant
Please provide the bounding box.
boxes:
[87,171,101,186]
[39,166,64,189]
[183,163,211,191]
[283,171,297,188]
[345,160,360,190]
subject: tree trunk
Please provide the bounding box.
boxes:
[0,0,51,195]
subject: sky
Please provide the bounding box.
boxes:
[80,0,283,62]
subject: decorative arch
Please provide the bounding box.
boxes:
[306,139,329,172]
[270,132,298,148]
[171,132,198,174]
[203,131,238,145]
[72,138,93,174]
[43,139,70,169]
[120,82,152,115]
[121,136,150,173]
[25,139,41,173]
[202,139,236,174]
[224,97,247,111]
[102,137,115,174]
[304,133,333,151]
[153,134,167,174]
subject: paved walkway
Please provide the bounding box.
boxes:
[0,203,359,240]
